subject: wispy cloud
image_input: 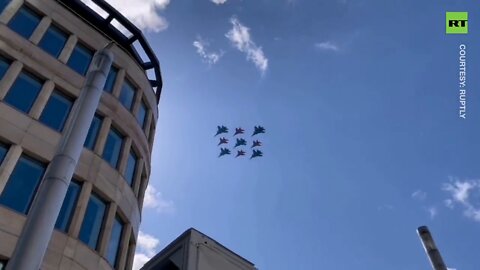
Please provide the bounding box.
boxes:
[427,206,438,219]
[411,189,438,219]
[412,190,427,201]
[81,0,170,32]
[377,204,394,211]
[226,17,269,74]
[315,41,340,52]
[211,0,227,4]
[443,178,480,222]
[193,37,224,65]
[143,185,175,213]
[133,231,161,270]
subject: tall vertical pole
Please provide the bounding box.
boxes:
[6,44,114,270]
[417,226,448,270]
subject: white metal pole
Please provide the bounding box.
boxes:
[6,45,114,270]
[417,226,448,270]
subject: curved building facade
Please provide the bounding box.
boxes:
[0,0,161,269]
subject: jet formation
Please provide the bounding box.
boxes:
[215,126,265,159]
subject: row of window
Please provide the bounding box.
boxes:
[1,2,151,132]
[0,143,127,268]
[0,56,142,188]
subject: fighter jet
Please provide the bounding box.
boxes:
[217,137,228,146]
[251,140,262,148]
[252,126,266,136]
[234,138,247,148]
[219,148,231,157]
[236,150,246,158]
[215,126,229,136]
[234,127,245,136]
[250,149,263,159]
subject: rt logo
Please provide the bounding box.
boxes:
[446,12,468,34]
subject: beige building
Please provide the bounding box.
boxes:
[141,228,257,270]
[0,0,162,269]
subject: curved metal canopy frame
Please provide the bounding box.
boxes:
[56,0,163,104]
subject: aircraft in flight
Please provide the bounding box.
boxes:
[250,149,263,159]
[251,140,262,148]
[215,126,229,136]
[252,126,266,136]
[236,150,246,158]
[219,148,231,157]
[234,127,245,136]
[234,138,247,148]
[217,137,228,146]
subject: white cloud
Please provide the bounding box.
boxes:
[412,190,427,201]
[427,206,437,219]
[444,199,454,209]
[133,253,151,270]
[226,17,269,74]
[81,0,170,32]
[443,180,475,204]
[211,0,227,4]
[315,41,340,52]
[133,231,161,270]
[193,37,223,65]
[143,185,175,213]
[443,179,480,222]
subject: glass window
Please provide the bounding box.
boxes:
[124,150,137,186]
[0,143,7,164]
[106,216,124,267]
[104,66,118,93]
[67,42,93,76]
[0,55,10,80]
[102,128,123,168]
[39,91,73,132]
[119,80,135,110]
[7,6,41,39]
[0,0,11,13]
[4,71,43,113]
[38,24,68,58]
[136,101,148,129]
[0,155,46,214]
[84,114,102,150]
[55,180,81,232]
[79,193,106,250]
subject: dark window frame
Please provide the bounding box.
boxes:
[38,23,69,58]
[106,214,125,268]
[7,4,42,39]
[136,99,148,130]
[38,89,74,132]
[101,126,124,169]
[78,191,108,251]
[66,41,94,76]
[84,113,103,150]
[104,66,119,93]
[124,148,138,187]
[119,78,136,111]
[4,69,44,114]
[0,153,47,215]
[54,179,82,232]
[0,54,11,80]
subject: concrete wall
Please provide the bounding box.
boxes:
[141,229,256,270]
[187,230,256,270]
[0,0,159,269]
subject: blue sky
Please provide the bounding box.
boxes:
[89,0,479,269]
